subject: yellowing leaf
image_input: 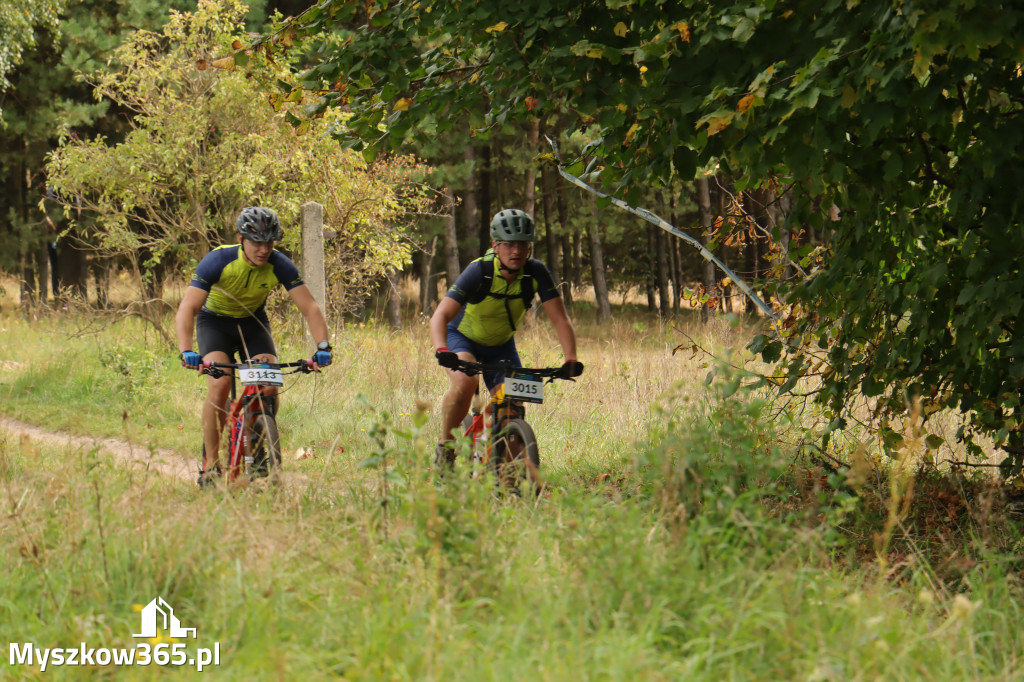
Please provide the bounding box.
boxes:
[672,21,690,42]
[841,84,858,108]
[614,22,628,38]
[616,103,628,112]
[703,115,733,136]
[639,65,648,74]
[486,21,508,33]
[284,89,304,103]
[624,123,639,145]
[586,46,604,59]
[737,94,755,113]
[721,277,733,288]
[210,56,235,70]
[394,97,413,111]
[912,51,932,83]
[268,93,284,111]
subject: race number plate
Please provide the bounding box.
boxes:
[504,375,544,404]
[239,366,283,386]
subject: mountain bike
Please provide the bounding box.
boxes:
[451,358,575,495]
[196,359,318,485]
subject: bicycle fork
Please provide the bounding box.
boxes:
[227,388,277,480]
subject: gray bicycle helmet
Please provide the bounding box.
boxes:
[489,209,536,242]
[236,206,284,243]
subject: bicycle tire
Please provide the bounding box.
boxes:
[491,418,541,495]
[249,413,282,482]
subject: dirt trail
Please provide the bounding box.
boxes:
[0,416,195,482]
[0,417,315,491]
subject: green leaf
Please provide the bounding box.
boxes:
[732,18,755,42]
[747,333,768,354]
[761,341,782,364]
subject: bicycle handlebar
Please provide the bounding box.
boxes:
[449,358,571,381]
[195,359,318,379]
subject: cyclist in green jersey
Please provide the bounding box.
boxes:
[176,206,332,487]
[430,208,583,471]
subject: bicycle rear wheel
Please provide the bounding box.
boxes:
[491,418,541,495]
[249,413,282,482]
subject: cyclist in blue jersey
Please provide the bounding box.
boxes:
[175,206,332,487]
[430,208,583,472]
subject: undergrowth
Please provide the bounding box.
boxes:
[1,302,1024,678]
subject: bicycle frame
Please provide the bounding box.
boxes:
[200,359,316,482]
[453,359,569,490]
[463,382,525,466]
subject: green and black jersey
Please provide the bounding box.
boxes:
[189,244,304,319]
[445,253,559,346]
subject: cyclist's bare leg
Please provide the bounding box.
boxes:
[202,350,232,472]
[439,351,479,443]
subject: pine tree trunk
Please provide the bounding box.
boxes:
[419,236,438,315]
[771,188,794,282]
[463,144,479,268]
[555,174,573,308]
[478,143,492,254]
[442,187,461,287]
[657,229,671,316]
[385,268,402,330]
[646,225,656,311]
[524,118,539,217]
[541,161,560,284]
[589,194,612,323]
[572,231,583,289]
[560,233,573,309]
[670,193,681,315]
[696,176,716,323]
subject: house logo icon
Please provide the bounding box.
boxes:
[132,597,197,639]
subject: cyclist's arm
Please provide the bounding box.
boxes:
[541,296,578,361]
[287,284,330,347]
[430,297,463,350]
[176,286,209,354]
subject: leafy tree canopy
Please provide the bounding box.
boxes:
[46,0,428,312]
[0,0,66,102]
[261,1,1024,466]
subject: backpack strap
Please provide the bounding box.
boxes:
[466,253,496,305]
[467,253,536,308]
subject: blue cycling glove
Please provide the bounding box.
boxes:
[180,350,201,369]
[313,349,332,367]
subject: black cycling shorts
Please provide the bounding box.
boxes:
[196,310,276,360]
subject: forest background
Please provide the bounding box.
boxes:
[3,1,1024,677]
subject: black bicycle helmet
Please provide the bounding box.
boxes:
[489,209,536,242]
[236,206,284,243]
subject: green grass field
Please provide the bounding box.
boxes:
[2,289,1023,680]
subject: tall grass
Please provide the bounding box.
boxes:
[1,289,1023,679]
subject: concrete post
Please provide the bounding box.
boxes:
[301,201,326,312]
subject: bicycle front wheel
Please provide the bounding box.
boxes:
[492,418,541,495]
[249,413,282,482]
